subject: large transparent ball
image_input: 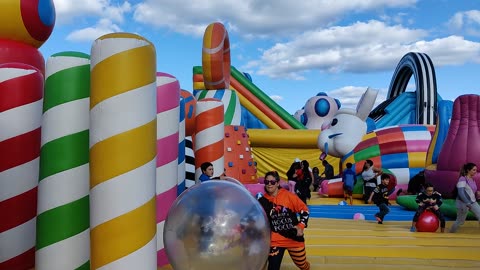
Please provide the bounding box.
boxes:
[164,181,270,269]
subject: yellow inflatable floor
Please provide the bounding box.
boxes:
[159,192,480,270]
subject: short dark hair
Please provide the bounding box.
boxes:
[346,162,352,169]
[381,173,390,180]
[200,162,213,172]
[265,171,279,181]
[424,183,434,190]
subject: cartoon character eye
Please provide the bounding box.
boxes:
[334,98,341,109]
[315,98,331,117]
[331,118,338,126]
[301,113,308,125]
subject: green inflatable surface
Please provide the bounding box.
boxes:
[396,195,477,220]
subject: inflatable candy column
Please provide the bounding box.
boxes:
[155,72,180,267]
[90,33,157,269]
[178,96,186,195]
[0,2,55,268]
[0,63,43,270]
[194,98,225,181]
[36,52,91,270]
[180,89,196,137]
[184,136,196,187]
[195,89,241,126]
[179,90,196,187]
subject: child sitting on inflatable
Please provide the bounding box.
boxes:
[410,183,446,232]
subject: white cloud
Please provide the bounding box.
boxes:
[53,1,480,86]
[247,20,480,79]
[328,86,387,109]
[66,19,122,42]
[269,95,283,102]
[414,36,480,65]
[447,10,480,37]
[132,0,417,37]
[250,20,428,78]
[54,0,131,24]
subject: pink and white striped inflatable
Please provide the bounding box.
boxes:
[155,72,180,267]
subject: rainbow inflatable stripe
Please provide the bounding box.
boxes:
[343,124,435,184]
[321,124,435,198]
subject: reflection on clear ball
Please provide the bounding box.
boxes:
[163,181,270,270]
[223,177,244,187]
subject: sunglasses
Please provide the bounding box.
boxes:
[264,179,278,185]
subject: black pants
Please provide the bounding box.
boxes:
[364,185,375,203]
[268,246,310,270]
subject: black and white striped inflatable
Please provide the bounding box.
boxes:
[387,52,437,125]
[185,136,196,187]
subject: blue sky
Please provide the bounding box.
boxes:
[40,0,480,114]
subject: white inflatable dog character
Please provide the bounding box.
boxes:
[317,87,378,159]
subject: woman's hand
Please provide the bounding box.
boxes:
[294,225,304,236]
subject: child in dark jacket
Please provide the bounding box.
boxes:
[342,163,356,205]
[368,173,394,224]
[410,183,446,232]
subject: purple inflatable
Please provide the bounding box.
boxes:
[426,95,480,197]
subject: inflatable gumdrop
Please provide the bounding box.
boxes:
[353,213,365,220]
[416,211,439,232]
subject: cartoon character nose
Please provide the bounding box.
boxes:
[321,121,330,131]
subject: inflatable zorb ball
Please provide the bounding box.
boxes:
[163,181,270,269]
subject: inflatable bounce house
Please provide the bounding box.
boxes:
[316,52,459,200]
[2,1,480,268]
[192,23,343,184]
[396,94,480,219]
[0,8,336,267]
[316,50,480,220]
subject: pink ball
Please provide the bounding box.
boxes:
[353,213,365,220]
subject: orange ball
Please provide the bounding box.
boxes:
[0,0,56,48]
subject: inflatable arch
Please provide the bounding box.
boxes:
[387,52,437,125]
